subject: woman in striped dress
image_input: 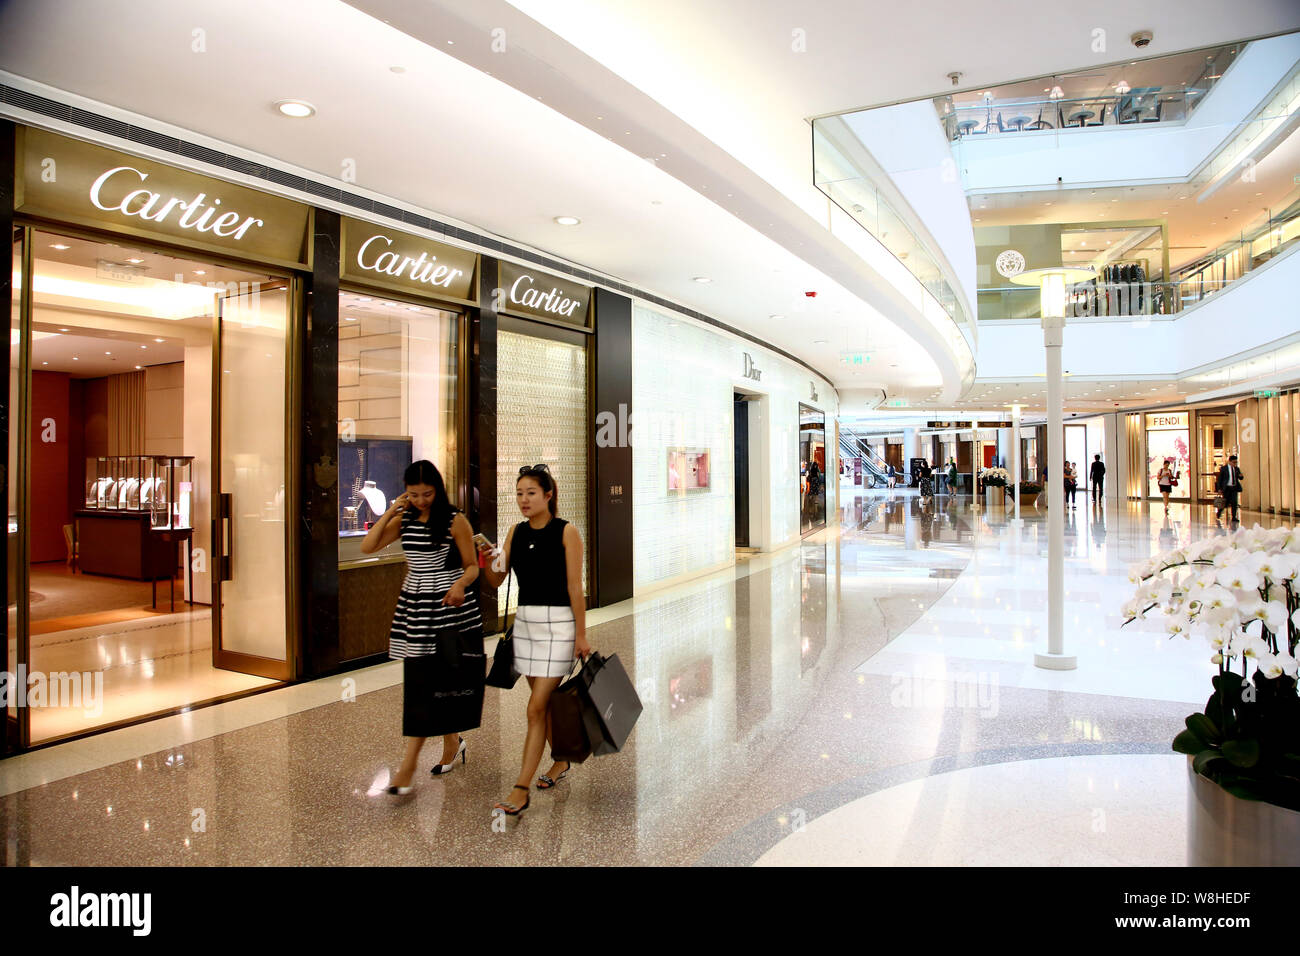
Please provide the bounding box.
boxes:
[361,460,483,795]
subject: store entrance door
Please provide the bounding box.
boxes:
[211,284,293,679]
[734,394,750,549]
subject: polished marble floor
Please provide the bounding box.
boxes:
[1,490,1288,865]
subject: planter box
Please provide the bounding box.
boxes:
[984,487,1004,508]
[1187,758,1300,866]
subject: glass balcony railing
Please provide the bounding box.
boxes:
[938,89,1199,140]
[812,116,976,391]
[977,199,1300,321]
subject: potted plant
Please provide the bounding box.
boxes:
[1017,481,1042,507]
[1122,526,1300,865]
[978,467,1009,507]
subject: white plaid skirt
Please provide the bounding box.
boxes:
[512,605,576,678]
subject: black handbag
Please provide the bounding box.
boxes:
[573,652,642,755]
[485,572,519,689]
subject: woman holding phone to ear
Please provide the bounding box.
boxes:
[362,459,483,795]
[478,463,591,817]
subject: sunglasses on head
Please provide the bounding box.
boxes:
[518,463,551,476]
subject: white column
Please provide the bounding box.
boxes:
[1011,404,1023,526]
[1036,305,1076,670]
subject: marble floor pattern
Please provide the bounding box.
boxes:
[1,490,1286,866]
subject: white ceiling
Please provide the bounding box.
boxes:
[3,0,1297,412]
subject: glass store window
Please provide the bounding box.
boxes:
[13,229,290,743]
[799,404,827,533]
[336,291,460,563]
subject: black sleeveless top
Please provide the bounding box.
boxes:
[512,518,570,607]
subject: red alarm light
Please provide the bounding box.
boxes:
[804,291,817,297]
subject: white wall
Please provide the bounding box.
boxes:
[631,302,839,592]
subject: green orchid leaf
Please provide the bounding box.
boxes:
[1187,713,1221,744]
[1173,729,1206,755]
[1220,738,1261,768]
[1192,748,1222,775]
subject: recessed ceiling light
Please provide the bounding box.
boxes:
[771,314,785,320]
[50,243,70,250]
[446,39,454,45]
[345,316,357,322]
[41,361,47,366]
[72,357,78,361]
[135,365,143,370]
[154,338,165,343]
[193,270,206,276]
[126,257,144,264]
[274,99,315,118]
[553,216,581,226]
[813,338,827,344]
[104,351,112,355]
[59,328,69,332]
[692,276,712,283]
[389,66,405,74]
[140,345,147,349]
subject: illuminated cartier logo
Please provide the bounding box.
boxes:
[356,233,465,289]
[509,273,582,318]
[89,166,264,239]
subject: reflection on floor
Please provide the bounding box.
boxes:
[12,563,276,743]
[0,491,1288,864]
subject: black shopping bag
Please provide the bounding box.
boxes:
[576,652,642,755]
[547,671,592,763]
[403,640,485,737]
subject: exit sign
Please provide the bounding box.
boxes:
[839,352,871,366]
[886,398,909,408]
[1255,389,1280,398]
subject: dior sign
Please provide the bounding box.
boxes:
[743,353,762,381]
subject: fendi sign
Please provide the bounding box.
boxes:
[16,126,310,267]
[497,261,591,327]
[1146,412,1188,431]
[341,217,477,302]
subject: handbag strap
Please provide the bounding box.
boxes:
[499,569,513,636]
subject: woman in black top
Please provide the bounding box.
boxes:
[479,464,590,816]
[361,460,482,795]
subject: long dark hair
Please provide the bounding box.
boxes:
[517,465,558,517]
[404,459,454,530]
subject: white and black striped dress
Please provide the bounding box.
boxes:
[389,510,481,659]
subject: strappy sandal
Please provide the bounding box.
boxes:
[494,785,531,816]
[536,762,571,790]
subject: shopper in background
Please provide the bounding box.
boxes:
[1064,462,1077,509]
[362,460,483,796]
[1089,454,1105,504]
[947,458,959,497]
[1155,458,1178,514]
[479,464,591,817]
[1216,454,1244,524]
[886,463,896,489]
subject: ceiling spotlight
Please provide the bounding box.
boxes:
[135,365,143,370]
[140,345,147,349]
[553,216,581,226]
[1115,80,1131,94]
[154,338,165,343]
[59,328,69,332]
[771,314,786,320]
[50,243,70,250]
[193,270,206,276]
[274,99,316,118]
[692,276,712,284]
[126,257,144,264]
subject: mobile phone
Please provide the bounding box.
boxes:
[472,532,494,549]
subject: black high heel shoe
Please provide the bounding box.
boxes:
[494,785,530,816]
[431,736,467,776]
[536,760,570,790]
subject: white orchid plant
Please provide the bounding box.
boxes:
[1123,524,1300,809]
[979,466,1010,487]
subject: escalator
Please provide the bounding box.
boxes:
[839,429,892,488]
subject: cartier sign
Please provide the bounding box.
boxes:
[497,261,591,327]
[16,126,310,266]
[341,218,477,302]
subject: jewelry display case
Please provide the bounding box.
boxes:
[149,456,195,531]
[83,456,149,511]
[338,436,412,536]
